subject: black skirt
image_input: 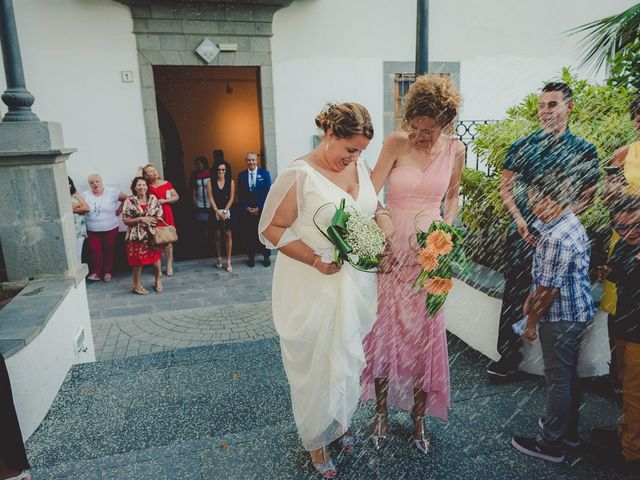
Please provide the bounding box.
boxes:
[0,354,29,472]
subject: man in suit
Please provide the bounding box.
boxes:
[237,152,272,267]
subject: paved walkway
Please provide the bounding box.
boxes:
[87,257,276,360]
[26,339,629,479]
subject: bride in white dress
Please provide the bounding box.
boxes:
[259,103,384,478]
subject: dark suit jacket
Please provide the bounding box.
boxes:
[237,167,271,210]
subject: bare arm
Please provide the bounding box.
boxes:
[500,169,536,244]
[262,183,339,276]
[370,132,405,195]
[160,187,179,205]
[442,140,465,224]
[523,286,558,342]
[72,193,90,214]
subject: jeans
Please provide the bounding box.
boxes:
[538,320,588,446]
[496,231,534,365]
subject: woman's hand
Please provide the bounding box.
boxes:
[314,259,341,275]
[375,213,395,242]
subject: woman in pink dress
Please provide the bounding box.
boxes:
[142,164,179,276]
[361,74,465,454]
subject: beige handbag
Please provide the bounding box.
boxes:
[153,218,178,245]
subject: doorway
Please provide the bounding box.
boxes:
[153,66,264,260]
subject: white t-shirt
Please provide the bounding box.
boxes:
[83,187,121,232]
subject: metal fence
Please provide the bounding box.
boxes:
[455,119,496,175]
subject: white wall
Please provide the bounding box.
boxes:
[272,0,637,172]
[0,0,148,193]
[6,281,95,440]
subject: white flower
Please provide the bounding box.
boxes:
[344,210,386,259]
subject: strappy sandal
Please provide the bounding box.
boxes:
[412,414,430,455]
[154,282,164,292]
[132,285,149,295]
[339,428,355,454]
[226,260,233,272]
[216,257,223,269]
[310,446,336,478]
[371,412,389,451]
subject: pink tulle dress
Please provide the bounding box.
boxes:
[360,140,456,420]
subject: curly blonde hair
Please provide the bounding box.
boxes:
[402,74,461,129]
[315,102,374,140]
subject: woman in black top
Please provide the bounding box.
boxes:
[207,161,235,272]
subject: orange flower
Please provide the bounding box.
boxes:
[424,277,453,295]
[425,230,453,256]
[418,248,438,272]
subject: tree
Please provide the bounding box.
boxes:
[569,3,640,73]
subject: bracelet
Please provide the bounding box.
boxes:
[312,257,319,269]
[374,211,391,218]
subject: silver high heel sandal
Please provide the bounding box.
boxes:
[338,428,355,454]
[371,412,388,451]
[310,446,336,478]
[412,414,430,454]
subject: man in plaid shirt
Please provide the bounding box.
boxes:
[511,174,595,463]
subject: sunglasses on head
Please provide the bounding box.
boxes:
[614,222,640,233]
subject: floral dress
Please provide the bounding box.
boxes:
[122,195,163,266]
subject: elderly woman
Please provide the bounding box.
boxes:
[142,164,179,276]
[82,174,128,281]
[122,176,164,295]
[361,74,465,454]
[259,103,385,478]
[69,176,90,262]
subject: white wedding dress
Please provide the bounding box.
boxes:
[259,158,378,450]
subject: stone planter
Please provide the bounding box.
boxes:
[446,262,610,377]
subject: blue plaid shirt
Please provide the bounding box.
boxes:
[532,212,595,323]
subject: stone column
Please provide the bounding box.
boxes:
[0,124,84,283]
[0,0,83,284]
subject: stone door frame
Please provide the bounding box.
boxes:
[119,1,290,177]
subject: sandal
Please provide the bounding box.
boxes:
[310,446,336,478]
[154,282,164,292]
[132,285,149,295]
[87,273,100,281]
[412,414,430,455]
[216,257,223,269]
[371,412,389,451]
[103,273,112,282]
[339,428,355,454]
[166,266,174,276]
[226,261,233,272]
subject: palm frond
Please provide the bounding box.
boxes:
[568,3,640,70]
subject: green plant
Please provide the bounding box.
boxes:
[607,37,640,91]
[460,69,637,271]
[569,3,640,72]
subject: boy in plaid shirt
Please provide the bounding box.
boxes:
[511,174,595,463]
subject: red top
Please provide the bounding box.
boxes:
[149,181,175,226]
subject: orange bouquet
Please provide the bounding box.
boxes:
[412,221,466,315]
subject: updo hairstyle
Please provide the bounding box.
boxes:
[315,102,374,140]
[402,74,461,129]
